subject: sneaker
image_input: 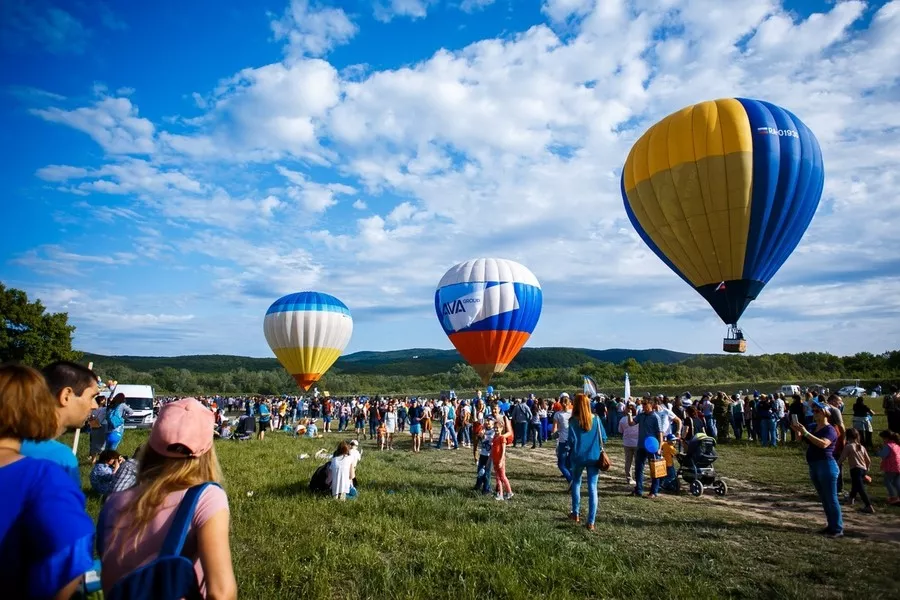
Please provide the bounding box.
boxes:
[495,493,504,501]
[861,505,875,514]
[829,530,844,539]
[504,492,515,500]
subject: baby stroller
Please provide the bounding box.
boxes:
[676,434,727,497]
[233,415,255,441]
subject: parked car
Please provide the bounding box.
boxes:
[837,385,866,397]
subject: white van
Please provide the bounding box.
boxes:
[780,385,801,397]
[110,384,157,429]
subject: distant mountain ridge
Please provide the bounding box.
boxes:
[83,347,693,376]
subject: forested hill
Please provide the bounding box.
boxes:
[83,347,693,377]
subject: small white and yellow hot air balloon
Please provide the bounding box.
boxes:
[263,291,353,391]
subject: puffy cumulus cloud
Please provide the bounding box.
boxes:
[21,0,900,354]
[31,95,155,154]
[270,0,358,59]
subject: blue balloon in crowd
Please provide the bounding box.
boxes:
[486,385,494,395]
[644,436,660,454]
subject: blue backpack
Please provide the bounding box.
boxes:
[97,483,220,600]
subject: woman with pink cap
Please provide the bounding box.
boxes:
[98,397,237,599]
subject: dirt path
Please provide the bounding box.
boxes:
[505,446,900,543]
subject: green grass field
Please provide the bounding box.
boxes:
[67,414,900,600]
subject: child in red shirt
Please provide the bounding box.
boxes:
[491,419,513,500]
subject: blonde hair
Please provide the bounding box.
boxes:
[572,393,593,431]
[110,444,223,559]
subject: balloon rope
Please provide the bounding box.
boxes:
[743,330,768,354]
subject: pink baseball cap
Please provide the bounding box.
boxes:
[149,398,214,458]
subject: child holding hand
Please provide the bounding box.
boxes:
[491,418,513,501]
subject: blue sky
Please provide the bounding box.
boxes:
[1,0,899,358]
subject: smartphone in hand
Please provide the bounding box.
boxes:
[791,414,799,425]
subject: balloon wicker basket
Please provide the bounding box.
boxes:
[723,326,747,354]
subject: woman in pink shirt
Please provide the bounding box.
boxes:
[99,397,237,599]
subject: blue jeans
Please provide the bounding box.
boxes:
[571,464,600,525]
[434,421,458,449]
[704,415,717,438]
[661,465,678,490]
[808,459,843,533]
[514,422,527,446]
[731,416,743,440]
[633,448,661,496]
[475,454,493,493]
[556,442,572,482]
[760,418,777,447]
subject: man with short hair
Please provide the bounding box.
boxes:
[21,361,99,485]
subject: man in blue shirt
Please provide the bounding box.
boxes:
[628,395,664,498]
[21,361,99,487]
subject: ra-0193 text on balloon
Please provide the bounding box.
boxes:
[755,126,799,138]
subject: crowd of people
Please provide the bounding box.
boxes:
[3,359,900,599]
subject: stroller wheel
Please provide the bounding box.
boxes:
[690,480,704,497]
[713,480,728,496]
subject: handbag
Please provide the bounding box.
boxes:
[591,416,611,471]
[648,454,667,479]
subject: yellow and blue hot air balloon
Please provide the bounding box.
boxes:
[263,291,353,390]
[621,98,824,352]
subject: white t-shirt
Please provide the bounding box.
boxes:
[553,410,572,444]
[349,447,361,467]
[330,455,354,496]
[659,406,676,434]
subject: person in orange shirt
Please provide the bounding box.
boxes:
[491,419,514,500]
[661,433,680,492]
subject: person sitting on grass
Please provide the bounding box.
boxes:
[109,444,143,496]
[326,441,357,500]
[90,449,125,496]
[306,419,321,438]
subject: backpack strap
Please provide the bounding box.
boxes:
[159,483,221,557]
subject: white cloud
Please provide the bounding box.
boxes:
[11,245,137,276]
[270,0,358,59]
[460,0,496,13]
[31,95,155,154]
[374,0,434,22]
[19,0,900,355]
[275,165,355,212]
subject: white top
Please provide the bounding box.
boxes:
[349,447,361,467]
[553,410,572,444]
[619,416,639,448]
[330,455,354,496]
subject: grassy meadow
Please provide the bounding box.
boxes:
[65,412,900,600]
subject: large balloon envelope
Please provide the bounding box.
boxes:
[435,258,542,385]
[621,98,824,326]
[264,291,353,391]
